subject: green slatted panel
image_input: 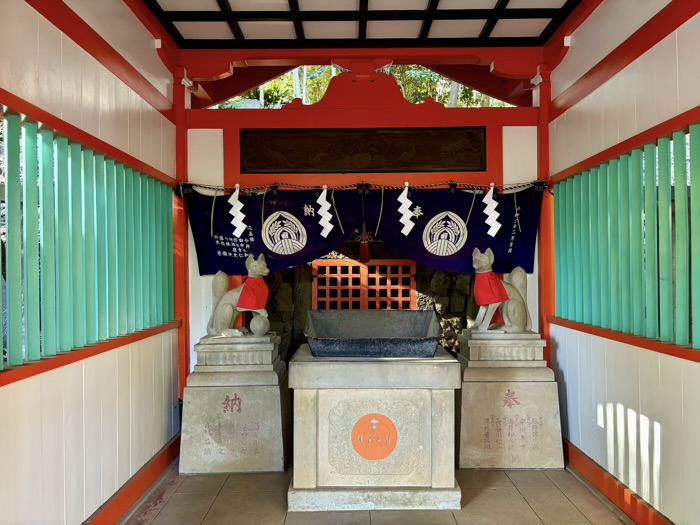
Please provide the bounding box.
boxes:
[125,168,136,333]
[23,122,40,361]
[161,184,169,322]
[629,149,644,337]
[657,138,673,342]
[573,175,583,322]
[155,182,164,324]
[107,159,118,338]
[589,168,600,327]
[598,164,610,328]
[143,177,151,328]
[149,178,157,326]
[566,178,575,320]
[618,155,631,333]
[167,188,174,321]
[554,183,562,317]
[95,155,108,341]
[55,137,73,352]
[116,164,127,336]
[643,144,659,339]
[5,115,23,365]
[134,174,144,330]
[83,150,97,345]
[70,143,86,348]
[690,125,700,349]
[608,159,620,331]
[581,171,592,325]
[39,129,57,357]
[673,132,689,346]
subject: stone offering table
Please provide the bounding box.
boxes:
[179,333,291,474]
[458,330,563,469]
[287,344,461,512]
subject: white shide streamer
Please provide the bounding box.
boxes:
[482,183,502,237]
[228,184,247,238]
[316,186,334,238]
[397,182,415,236]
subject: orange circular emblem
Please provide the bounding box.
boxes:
[351,414,398,460]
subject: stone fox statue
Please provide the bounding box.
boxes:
[207,253,270,337]
[472,247,531,332]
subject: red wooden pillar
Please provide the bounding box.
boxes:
[174,68,190,398]
[536,67,555,366]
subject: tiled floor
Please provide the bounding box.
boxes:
[118,463,633,525]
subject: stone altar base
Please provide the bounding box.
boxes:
[179,333,291,474]
[288,345,461,512]
[458,331,563,469]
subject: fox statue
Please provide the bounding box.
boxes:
[207,253,271,337]
[471,247,531,333]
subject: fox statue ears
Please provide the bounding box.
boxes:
[472,247,495,261]
[245,253,266,271]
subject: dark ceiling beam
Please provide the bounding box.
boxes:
[287,0,306,40]
[479,0,511,39]
[427,64,532,107]
[216,0,245,40]
[539,0,581,42]
[143,0,185,47]
[177,36,542,50]
[419,0,441,40]
[191,66,294,109]
[162,8,562,22]
[358,0,368,39]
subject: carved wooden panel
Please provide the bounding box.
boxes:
[241,128,486,174]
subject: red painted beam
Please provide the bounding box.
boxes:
[428,64,532,107]
[192,66,294,109]
[550,316,700,365]
[564,442,674,525]
[179,47,544,81]
[0,88,176,187]
[0,322,181,388]
[551,0,700,120]
[26,0,174,122]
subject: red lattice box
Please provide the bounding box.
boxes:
[312,259,416,311]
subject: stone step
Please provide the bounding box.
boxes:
[466,360,547,368]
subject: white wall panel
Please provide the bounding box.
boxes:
[551,325,700,525]
[187,129,225,186]
[502,126,538,184]
[677,13,700,114]
[65,0,173,101]
[552,0,672,98]
[117,345,132,488]
[0,330,178,525]
[0,0,175,178]
[550,13,700,176]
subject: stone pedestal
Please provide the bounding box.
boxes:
[288,345,461,512]
[458,331,563,469]
[180,333,291,474]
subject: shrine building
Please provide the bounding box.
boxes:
[1,0,699,524]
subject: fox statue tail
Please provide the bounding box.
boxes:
[509,267,531,331]
[207,271,231,335]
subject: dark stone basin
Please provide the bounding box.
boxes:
[305,310,440,358]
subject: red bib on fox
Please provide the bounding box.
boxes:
[237,277,269,310]
[474,271,508,306]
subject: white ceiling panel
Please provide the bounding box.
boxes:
[303,21,359,38]
[490,18,551,37]
[369,0,429,10]
[299,0,359,9]
[228,0,290,11]
[507,0,567,7]
[437,0,498,8]
[158,0,220,10]
[428,19,486,38]
[367,20,422,38]
[173,21,234,39]
[239,21,297,39]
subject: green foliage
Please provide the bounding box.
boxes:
[213,65,512,109]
